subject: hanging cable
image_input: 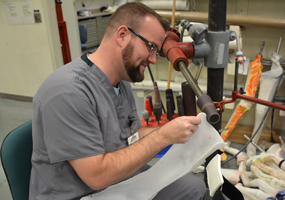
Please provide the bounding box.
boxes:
[180,27,185,42]
[159,20,181,54]
[271,108,276,143]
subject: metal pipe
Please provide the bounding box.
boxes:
[208,0,227,31]
[277,37,283,54]
[233,91,285,111]
[207,70,224,130]
[195,61,203,80]
[244,135,265,152]
[259,41,266,55]
[178,62,203,97]
[178,61,220,124]
[234,59,239,92]
[206,0,227,131]
[156,11,285,29]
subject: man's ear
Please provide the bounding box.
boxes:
[116,26,130,47]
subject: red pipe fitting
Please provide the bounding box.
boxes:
[161,29,194,71]
[213,101,225,113]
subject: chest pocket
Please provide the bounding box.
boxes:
[117,108,140,140]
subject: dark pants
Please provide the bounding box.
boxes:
[153,173,207,200]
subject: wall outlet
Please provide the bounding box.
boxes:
[34,12,42,23]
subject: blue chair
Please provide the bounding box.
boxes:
[1,121,33,200]
[79,24,88,50]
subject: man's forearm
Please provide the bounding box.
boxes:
[137,126,162,139]
[99,130,167,187]
[70,116,201,190]
[69,128,169,190]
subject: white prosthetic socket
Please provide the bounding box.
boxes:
[82,113,226,200]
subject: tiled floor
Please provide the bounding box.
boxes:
[0,94,242,200]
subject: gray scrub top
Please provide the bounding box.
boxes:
[29,53,142,200]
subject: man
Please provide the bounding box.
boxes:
[29,2,206,200]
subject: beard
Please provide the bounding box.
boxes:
[122,42,145,83]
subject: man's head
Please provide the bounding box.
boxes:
[103,3,170,83]
[105,2,170,38]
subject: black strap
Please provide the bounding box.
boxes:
[220,175,244,200]
[211,175,244,200]
[81,52,94,67]
[279,159,285,168]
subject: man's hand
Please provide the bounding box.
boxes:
[69,116,201,190]
[158,116,201,144]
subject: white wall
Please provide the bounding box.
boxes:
[0,0,63,97]
[0,0,126,98]
[75,0,117,11]
[0,0,284,131]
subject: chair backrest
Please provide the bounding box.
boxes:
[1,120,33,200]
[79,24,88,44]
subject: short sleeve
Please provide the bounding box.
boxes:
[40,83,104,163]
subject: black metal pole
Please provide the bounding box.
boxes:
[207,0,227,131]
[208,0,227,31]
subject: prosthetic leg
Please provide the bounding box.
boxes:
[247,39,284,158]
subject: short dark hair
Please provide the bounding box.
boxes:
[105,2,170,36]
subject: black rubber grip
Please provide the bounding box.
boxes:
[197,95,220,124]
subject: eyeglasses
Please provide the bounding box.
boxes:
[128,27,159,57]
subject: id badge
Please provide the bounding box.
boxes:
[127,131,139,145]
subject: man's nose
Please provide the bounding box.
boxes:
[148,54,157,64]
